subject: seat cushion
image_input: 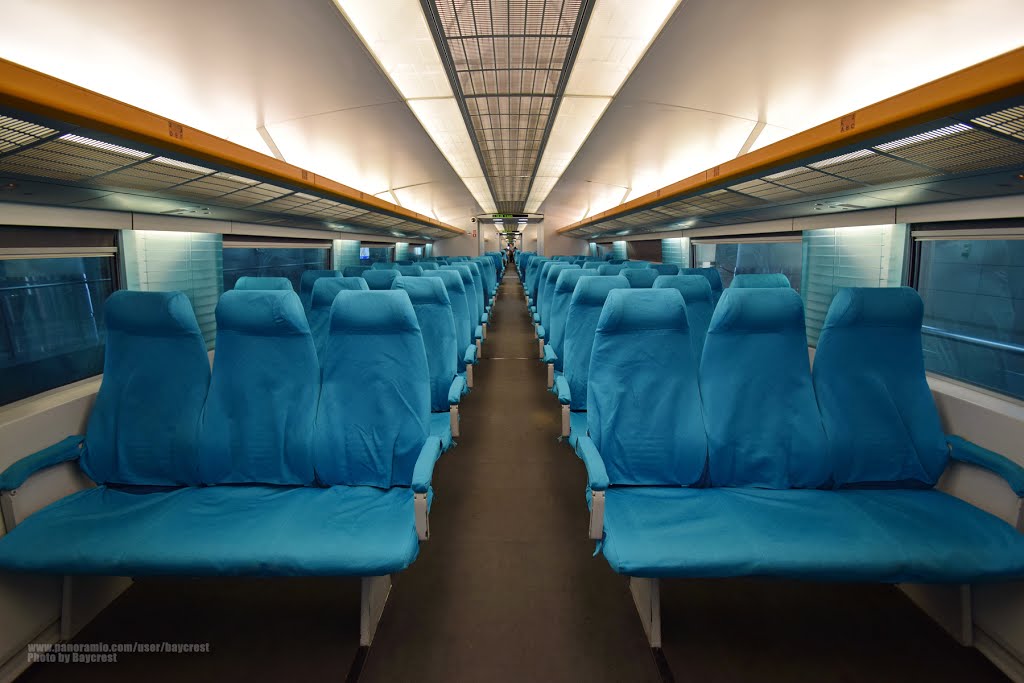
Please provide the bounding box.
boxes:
[0,485,418,576]
[601,487,1024,582]
[431,412,454,452]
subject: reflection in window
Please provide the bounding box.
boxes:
[693,241,803,291]
[916,237,1024,400]
[222,247,328,291]
[360,247,392,264]
[0,257,115,406]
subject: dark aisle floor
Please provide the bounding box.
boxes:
[16,267,1011,683]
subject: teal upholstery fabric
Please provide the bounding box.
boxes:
[535,261,558,322]
[0,485,418,576]
[371,262,397,270]
[299,270,342,310]
[392,276,458,414]
[549,270,596,372]
[464,262,486,321]
[362,269,400,290]
[540,264,579,338]
[526,258,550,300]
[0,437,83,492]
[441,265,481,338]
[234,276,293,291]
[82,291,210,486]
[622,268,659,288]
[198,291,318,485]
[701,288,829,488]
[813,287,948,487]
[309,278,369,360]
[652,264,679,275]
[588,289,707,486]
[731,273,792,288]
[562,276,630,412]
[600,487,1024,581]
[623,261,651,269]
[680,268,724,305]
[396,265,424,277]
[426,269,473,373]
[314,290,431,487]
[654,275,715,360]
[342,265,370,277]
[583,262,602,270]
[598,264,627,275]
[419,262,439,271]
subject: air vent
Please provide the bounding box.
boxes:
[0,135,152,181]
[972,105,1024,142]
[808,148,937,184]
[875,124,1024,173]
[0,115,58,154]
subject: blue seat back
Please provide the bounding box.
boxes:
[393,276,458,413]
[550,270,595,372]
[622,268,659,288]
[563,276,630,412]
[395,260,414,266]
[623,261,650,269]
[536,261,559,314]
[598,264,626,275]
[442,265,479,329]
[234,276,293,291]
[731,273,792,288]
[199,291,318,485]
[700,288,829,488]
[464,261,486,317]
[541,263,579,332]
[527,258,549,297]
[83,291,210,486]
[588,289,707,486]
[342,265,370,278]
[583,262,602,270]
[371,262,396,270]
[652,264,680,275]
[396,265,424,277]
[419,262,439,271]
[362,269,400,290]
[309,278,369,360]
[427,269,472,371]
[813,287,947,488]
[299,270,342,310]
[681,267,724,305]
[654,275,714,360]
[315,290,431,487]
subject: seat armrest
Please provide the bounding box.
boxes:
[535,324,546,340]
[948,435,1024,496]
[412,437,444,494]
[464,344,478,365]
[554,375,571,405]
[474,324,483,340]
[542,344,557,364]
[0,436,85,492]
[482,311,489,324]
[576,435,609,491]
[448,374,468,405]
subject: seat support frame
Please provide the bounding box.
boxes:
[360,575,392,646]
[630,577,661,648]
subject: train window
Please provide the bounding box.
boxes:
[0,252,116,406]
[802,224,907,345]
[912,227,1024,400]
[360,245,393,263]
[222,240,330,291]
[692,238,802,291]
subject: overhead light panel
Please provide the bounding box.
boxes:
[333,0,496,214]
[525,0,682,213]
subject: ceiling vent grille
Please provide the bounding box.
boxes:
[0,115,58,154]
[972,105,1024,141]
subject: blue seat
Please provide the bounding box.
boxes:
[309,277,369,361]
[653,275,714,361]
[582,261,603,270]
[393,276,465,449]
[395,260,414,266]
[622,268,658,288]
[464,261,488,321]
[533,261,559,324]
[234,276,293,291]
[652,264,679,275]
[537,263,579,352]
[544,269,595,381]
[299,270,342,310]
[623,261,650,269]
[597,264,626,275]
[526,257,549,303]
[371,262,397,270]
[363,269,400,290]
[730,272,792,288]
[343,265,371,278]
[555,275,629,444]
[441,265,483,345]
[419,262,439,271]
[396,265,424,277]
[425,269,479,386]
[680,267,724,305]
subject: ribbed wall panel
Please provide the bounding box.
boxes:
[333,239,362,269]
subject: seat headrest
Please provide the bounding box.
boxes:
[424,269,465,292]
[597,288,688,334]
[710,288,805,334]
[546,263,579,281]
[330,290,420,334]
[441,265,474,285]
[362,270,400,288]
[419,262,439,271]
[582,262,602,269]
[392,275,451,306]
[104,290,203,337]
[396,265,424,276]
[597,264,626,275]
[342,266,370,277]
[217,290,310,336]
[572,275,630,307]
[555,269,595,294]
[730,273,791,289]
[622,268,659,288]
[299,270,342,292]
[681,267,724,292]
[370,262,396,270]
[823,286,924,330]
[312,277,369,309]
[654,274,713,303]
[234,276,293,291]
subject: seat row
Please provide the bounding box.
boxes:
[0,287,454,645]
[563,284,1024,647]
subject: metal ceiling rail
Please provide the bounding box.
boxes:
[556,46,1024,236]
[0,58,465,237]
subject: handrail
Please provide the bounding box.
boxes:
[922,325,1024,356]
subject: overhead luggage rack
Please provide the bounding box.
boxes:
[0,58,464,241]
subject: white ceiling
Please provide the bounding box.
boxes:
[0,0,482,227]
[539,0,1024,231]
[2,0,1023,236]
